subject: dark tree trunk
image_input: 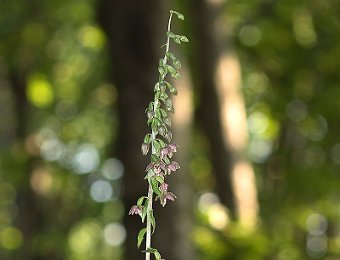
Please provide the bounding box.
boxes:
[188,0,237,216]
[9,70,44,260]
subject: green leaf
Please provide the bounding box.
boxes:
[150,209,156,234]
[166,51,176,60]
[137,196,148,207]
[167,31,176,39]
[173,59,181,69]
[152,140,161,152]
[158,139,166,148]
[155,175,164,183]
[166,52,181,69]
[154,82,160,91]
[155,109,162,119]
[164,117,172,127]
[180,35,189,42]
[163,156,170,165]
[166,65,176,75]
[170,10,185,20]
[141,202,148,222]
[160,108,167,118]
[145,247,162,260]
[137,228,147,248]
[144,134,151,144]
[151,154,159,162]
[173,36,181,44]
[150,177,161,196]
[159,58,165,67]
[158,66,167,77]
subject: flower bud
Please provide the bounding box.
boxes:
[141,143,150,155]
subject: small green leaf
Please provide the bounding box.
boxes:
[150,209,156,234]
[173,59,181,69]
[167,31,176,39]
[144,134,152,144]
[170,10,185,20]
[166,65,176,75]
[152,140,161,152]
[154,82,160,91]
[151,154,159,162]
[180,35,189,42]
[155,175,164,183]
[166,51,176,60]
[158,139,166,148]
[160,108,168,118]
[163,156,170,165]
[141,202,148,222]
[137,228,147,248]
[137,196,148,207]
[164,117,172,127]
[158,66,167,77]
[173,37,181,44]
[150,177,161,196]
[159,58,165,67]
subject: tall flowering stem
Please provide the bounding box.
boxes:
[128,10,188,260]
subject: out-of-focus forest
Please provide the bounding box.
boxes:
[1,0,340,259]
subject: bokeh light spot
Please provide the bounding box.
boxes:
[101,158,124,180]
[103,223,126,247]
[0,227,23,250]
[90,180,112,203]
[68,220,101,256]
[27,74,54,108]
[239,25,262,46]
[72,144,100,174]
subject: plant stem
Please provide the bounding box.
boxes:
[145,12,173,260]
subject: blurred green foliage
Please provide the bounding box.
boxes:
[1,0,340,259]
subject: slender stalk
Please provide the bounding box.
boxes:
[145,12,173,260]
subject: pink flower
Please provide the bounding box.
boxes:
[165,192,177,202]
[153,163,162,174]
[159,183,169,192]
[160,147,169,159]
[129,205,142,215]
[168,143,177,152]
[167,161,180,174]
[156,191,177,207]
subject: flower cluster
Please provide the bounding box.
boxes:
[129,10,188,260]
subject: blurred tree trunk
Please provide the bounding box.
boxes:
[188,0,258,226]
[9,70,44,260]
[98,2,195,259]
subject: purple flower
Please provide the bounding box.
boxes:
[167,161,180,174]
[156,190,177,207]
[153,163,162,174]
[168,143,177,152]
[129,205,142,215]
[165,192,177,202]
[159,183,169,192]
[160,147,169,159]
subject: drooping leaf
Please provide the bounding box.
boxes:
[137,196,148,207]
[170,10,184,20]
[137,228,147,248]
[141,201,148,223]
[150,209,156,234]
[180,35,189,42]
